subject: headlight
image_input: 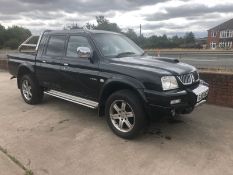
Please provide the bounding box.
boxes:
[161,76,179,90]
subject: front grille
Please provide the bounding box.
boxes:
[178,71,199,85]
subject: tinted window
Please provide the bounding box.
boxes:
[93,33,143,58]
[46,35,66,56]
[66,36,91,58]
[37,35,48,57]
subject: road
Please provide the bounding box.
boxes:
[0,71,233,175]
[147,51,233,70]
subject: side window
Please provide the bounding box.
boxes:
[66,36,91,58]
[37,35,48,57]
[46,35,66,57]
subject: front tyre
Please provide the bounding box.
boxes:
[105,90,146,139]
[20,74,43,104]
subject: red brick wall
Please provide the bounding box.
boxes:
[200,72,233,108]
[207,31,211,48]
[207,30,220,48]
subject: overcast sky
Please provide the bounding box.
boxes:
[0,0,233,37]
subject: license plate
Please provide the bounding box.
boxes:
[193,85,209,102]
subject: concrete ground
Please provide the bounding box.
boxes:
[0,71,233,175]
[0,152,24,175]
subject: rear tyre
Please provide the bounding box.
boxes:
[20,74,43,104]
[105,90,146,139]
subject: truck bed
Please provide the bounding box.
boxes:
[8,53,36,77]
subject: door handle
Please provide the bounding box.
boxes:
[64,63,69,66]
[42,60,47,63]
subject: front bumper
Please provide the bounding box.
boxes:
[144,80,209,116]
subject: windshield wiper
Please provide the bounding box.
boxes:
[116,52,136,58]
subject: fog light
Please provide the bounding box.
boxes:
[170,99,181,105]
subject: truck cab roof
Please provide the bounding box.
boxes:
[43,29,120,35]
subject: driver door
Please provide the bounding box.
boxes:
[60,35,100,100]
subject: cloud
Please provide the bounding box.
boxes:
[145,3,233,21]
[1,0,166,14]
[0,14,21,21]
[0,0,233,37]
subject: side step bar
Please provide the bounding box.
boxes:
[44,90,99,109]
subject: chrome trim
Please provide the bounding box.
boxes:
[178,71,199,85]
[18,35,37,52]
[44,90,98,109]
[195,100,207,107]
[77,47,92,59]
[178,74,194,85]
[35,33,43,51]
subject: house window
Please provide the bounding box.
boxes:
[210,42,216,49]
[220,31,223,38]
[227,41,232,48]
[220,31,226,38]
[227,31,230,38]
[211,31,216,37]
[230,30,233,38]
[220,30,233,38]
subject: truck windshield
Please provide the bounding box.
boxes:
[93,33,144,58]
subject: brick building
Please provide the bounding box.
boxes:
[207,18,233,49]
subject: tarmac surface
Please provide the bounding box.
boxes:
[147,51,233,70]
[0,71,233,175]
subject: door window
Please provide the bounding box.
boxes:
[66,36,92,58]
[46,35,66,56]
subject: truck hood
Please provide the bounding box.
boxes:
[109,55,196,75]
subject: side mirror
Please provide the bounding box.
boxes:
[77,47,92,59]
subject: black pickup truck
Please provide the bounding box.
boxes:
[8,29,209,139]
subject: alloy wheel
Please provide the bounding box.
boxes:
[22,79,32,101]
[109,100,135,132]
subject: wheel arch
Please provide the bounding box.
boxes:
[98,79,147,117]
[17,64,35,89]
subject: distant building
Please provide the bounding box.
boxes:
[207,18,233,49]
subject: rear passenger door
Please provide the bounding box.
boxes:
[60,35,100,100]
[36,35,66,89]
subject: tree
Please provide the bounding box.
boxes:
[0,25,31,49]
[68,23,82,30]
[96,16,108,25]
[0,18,200,50]
[87,16,122,33]
[85,22,95,30]
[0,24,6,48]
[4,39,19,49]
[125,29,138,43]
[184,32,195,44]
[82,16,199,49]
[171,35,183,47]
